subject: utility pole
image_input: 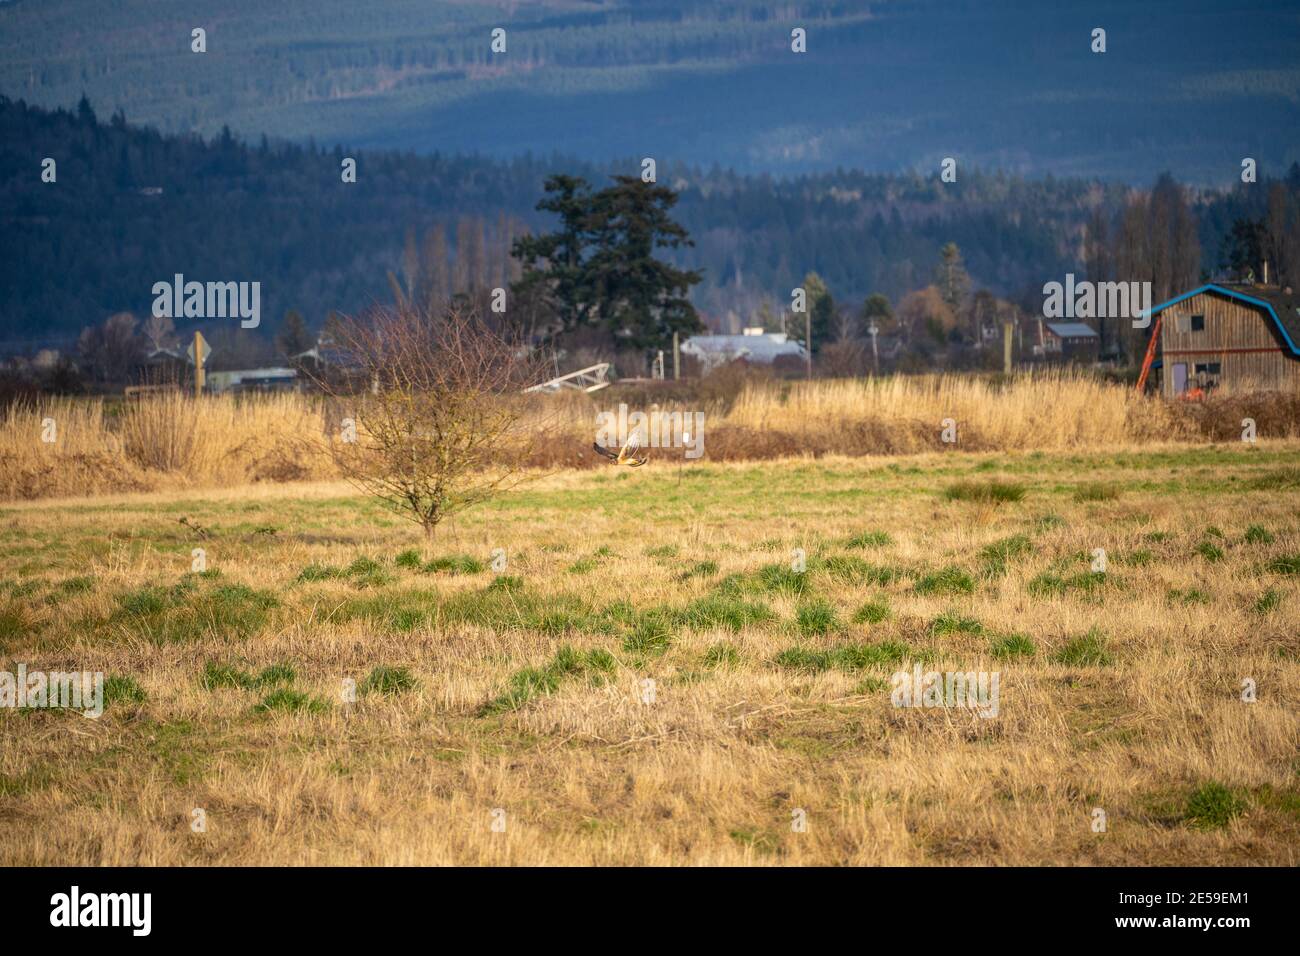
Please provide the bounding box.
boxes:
[805,309,812,380]
[188,330,209,397]
[868,322,879,375]
[672,331,680,380]
[1003,316,1014,376]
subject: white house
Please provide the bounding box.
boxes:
[680,329,807,372]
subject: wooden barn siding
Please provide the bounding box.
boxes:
[1159,292,1300,396]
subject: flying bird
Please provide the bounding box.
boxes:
[593,434,648,467]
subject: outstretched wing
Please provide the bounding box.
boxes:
[616,432,643,464]
[592,442,619,461]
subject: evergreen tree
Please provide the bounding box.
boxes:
[794,271,834,352]
[860,292,895,333]
[512,175,703,353]
[584,176,703,352]
[935,243,971,314]
[511,175,598,338]
[276,309,314,359]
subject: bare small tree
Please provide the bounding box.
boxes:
[319,304,548,541]
[77,311,144,385]
[142,313,178,354]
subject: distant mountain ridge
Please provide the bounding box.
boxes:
[2,0,1298,183]
[0,96,1290,349]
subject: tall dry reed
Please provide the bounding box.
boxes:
[2,372,1296,500]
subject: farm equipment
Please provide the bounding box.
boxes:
[523,362,611,394]
[1134,313,1162,393]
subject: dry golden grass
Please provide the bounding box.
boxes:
[8,371,1298,500]
[0,393,336,499]
[1,444,1297,865]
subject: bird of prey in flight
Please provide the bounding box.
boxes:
[593,433,648,467]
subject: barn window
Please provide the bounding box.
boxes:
[1174,315,1189,333]
[1194,362,1221,375]
[1190,314,1205,331]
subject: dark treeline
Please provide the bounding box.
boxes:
[4,95,1299,366]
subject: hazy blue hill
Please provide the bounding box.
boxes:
[2,0,1297,183]
[1,96,1118,345]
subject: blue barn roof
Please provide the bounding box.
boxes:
[1147,284,1300,356]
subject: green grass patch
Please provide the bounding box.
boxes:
[754,563,812,595]
[1027,570,1107,599]
[795,599,840,637]
[1050,629,1112,667]
[622,610,675,655]
[253,688,328,715]
[675,593,774,631]
[1073,482,1120,502]
[913,566,975,596]
[1114,548,1153,567]
[1195,541,1225,563]
[1243,524,1274,545]
[980,534,1034,576]
[845,530,892,549]
[773,639,912,673]
[200,660,296,690]
[112,579,279,644]
[480,646,617,714]
[990,632,1036,659]
[1252,589,1282,615]
[729,826,781,856]
[424,554,486,575]
[930,610,983,636]
[0,602,32,644]
[1184,782,1247,830]
[677,560,719,581]
[346,556,385,576]
[1266,554,1300,575]
[944,479,1027,503]
[356,589,610,638]
[103,674,147,707]
[297,563,343,583]
[1247,468,1300,490]
[360,665,417,696]
[702,642,741,668]
[851,599,890,625]
[1167,588,1211,606]
[820,554,902,586]
[394,549,424,569]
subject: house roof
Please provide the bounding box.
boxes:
[1044,322,1099,339]
[681,333,807,362]
[1148,284,1300,356]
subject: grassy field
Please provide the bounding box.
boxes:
[2,444,1298,865]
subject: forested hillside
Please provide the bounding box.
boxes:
[0,95,1097,345]
[6,95,1300,351]
[2,0,1297,182]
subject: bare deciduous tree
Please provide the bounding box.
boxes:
[142,313,178,354]
[319,304,549,541]
[78,311,144,384]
